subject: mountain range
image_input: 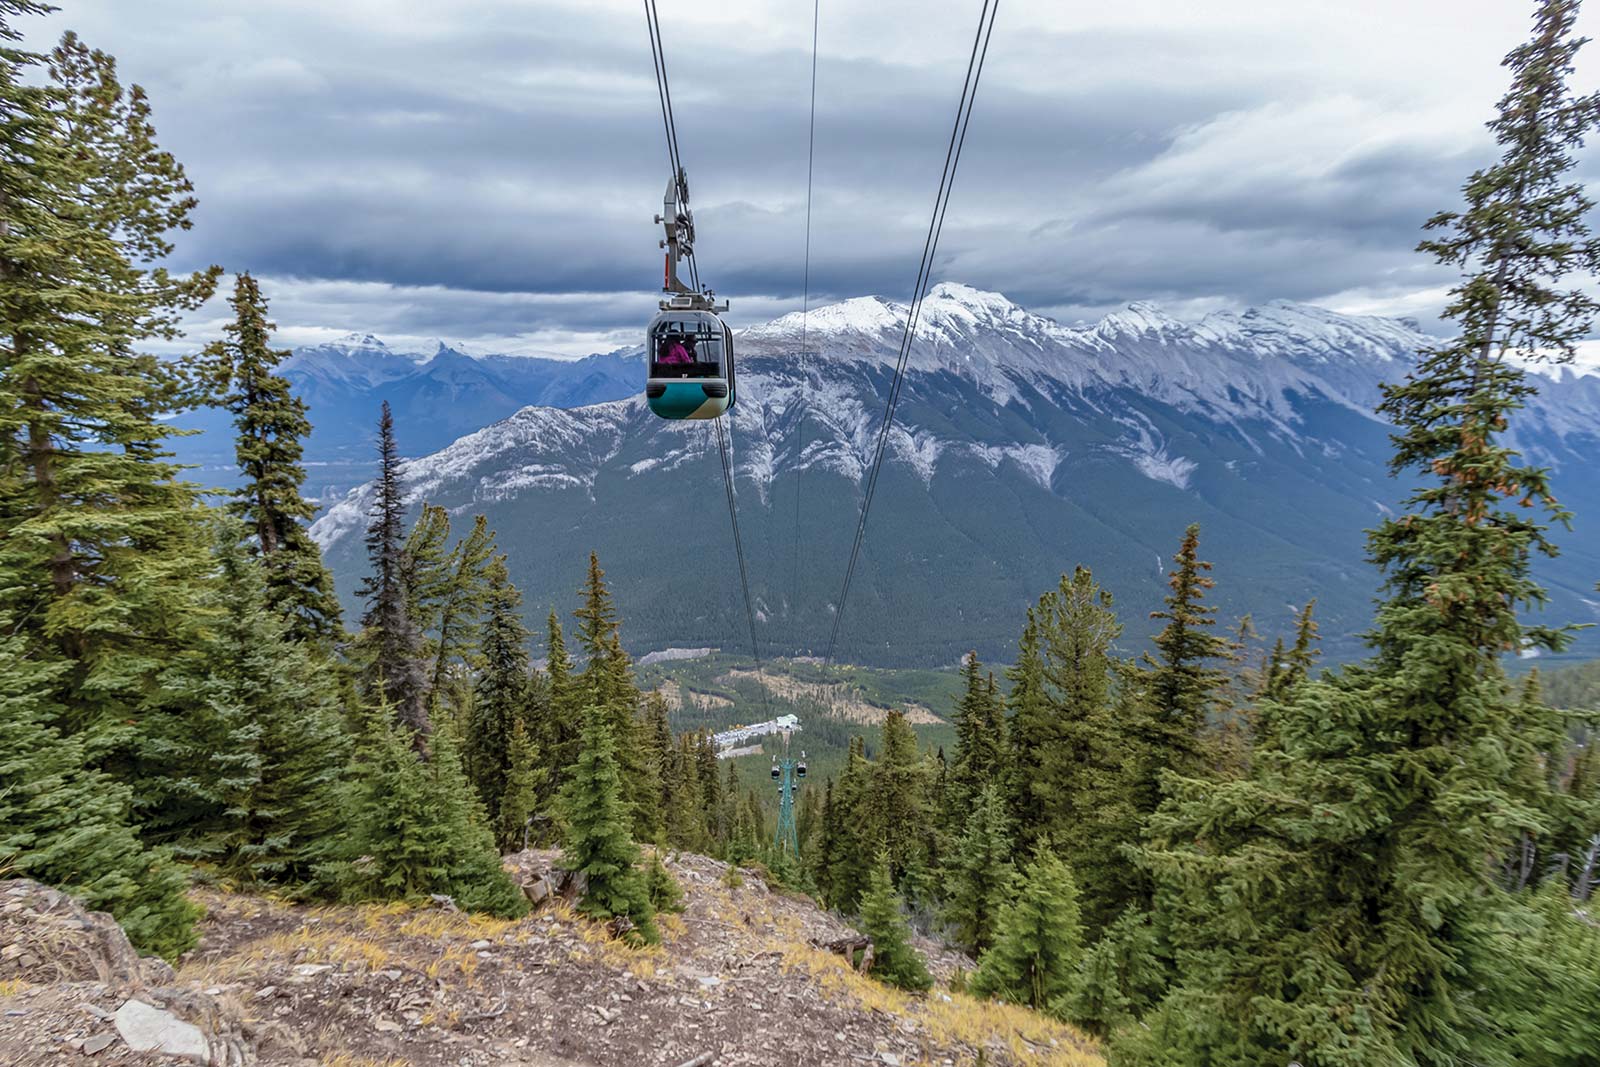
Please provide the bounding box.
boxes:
[168,334,639,500]
[303,283,1600,668]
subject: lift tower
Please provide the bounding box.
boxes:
[770,727,806,859]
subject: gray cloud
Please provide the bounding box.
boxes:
[18,0,1593,351]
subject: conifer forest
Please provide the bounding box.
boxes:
[3,0,1600,1065]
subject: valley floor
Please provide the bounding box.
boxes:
[0,853,1101,1067]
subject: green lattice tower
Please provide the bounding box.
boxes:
[771,730,804,858]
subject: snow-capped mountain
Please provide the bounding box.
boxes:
[308,285,1600,667]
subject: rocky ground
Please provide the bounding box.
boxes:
[0,852,1102,1067]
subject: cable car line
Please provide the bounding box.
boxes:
[824,0,998,665]
[712,418,765,672]
[790,0,820,656]
[643,0,767,713]
[643,0,699,293]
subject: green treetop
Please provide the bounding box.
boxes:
[356,402,431,740]
[210,272,340,643]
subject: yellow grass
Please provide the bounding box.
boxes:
[782,944,1104,1067]
[424,946,479,980]
[0,979,28,997]
[247,926,395,972]
[394,908,519,940]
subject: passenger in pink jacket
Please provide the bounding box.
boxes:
[659,336,691,365]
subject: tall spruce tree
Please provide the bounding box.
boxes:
[357,402,430,740]
[1128,5,1600,1063]
[1134,524,1229,810]
[0,16,220,747]
[872,709,927,885]
[540,610,582,796]
[466,554,530,834]
[406,511,497,721]
[948,651,1005,816]
[1009,568,1124,923]
[572,553,654,835]
[497,718,539,852]
[210,272,340,644]
[136,525,346,884]
[826,735,876,912]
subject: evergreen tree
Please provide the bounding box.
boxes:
[949,652,1005,811]
[0,621,197,959]
[858,852,932,992]
[698,732,723,840]
[1008,567,1127,929]
[540,610,582,794]
[873,709,927,885]
[1131,8,1600,1062]
[826,735,876,912]
[417,513,498,720]
[497,718,539,852]
[1478,881,1600,1066]
[645,846,686,914]
[466,554,529,827]
[665,733,708,851]
[136,525,346,884]
[943,783,1015,955]
[0,16,220,747]
[1063,908,1167,1038]
[969,846,1084,1014]
[644,690,673,786]
[356,402,430,739]
[1134,524,1229,810]
[558,702,658,945]
[811,777,839,895]
[399,504,453,636]
[572,554,653,836]
[333,698,525,917]
[425,724,528,917]
[209,272,340,643]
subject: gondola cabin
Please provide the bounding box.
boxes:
[646,307,735,420]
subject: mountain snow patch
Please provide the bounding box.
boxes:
[1133,449,1198,490]
[971,443,1063,490]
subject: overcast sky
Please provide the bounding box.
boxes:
[21,0,1600,357]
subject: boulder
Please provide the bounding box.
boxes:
[115,998,210,1061]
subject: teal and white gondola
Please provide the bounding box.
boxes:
[646,305,735,420]
[647,170,733,421]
